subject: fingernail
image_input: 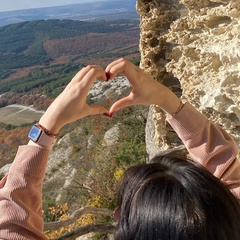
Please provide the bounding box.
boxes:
[103,113,111,117]
[105,71,110,81]
[103,112,115,118]
[109,112,115,118]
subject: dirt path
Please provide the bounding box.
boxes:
[5,104,45,117]
[0,104,45,125]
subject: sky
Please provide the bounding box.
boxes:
[0,0,109,12]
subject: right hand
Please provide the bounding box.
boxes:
[39,65,109,134]
[105,58,181,115]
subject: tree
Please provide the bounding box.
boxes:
[44,205,115,239]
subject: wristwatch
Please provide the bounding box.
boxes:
[28,123,57,148]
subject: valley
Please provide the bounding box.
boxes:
[0,104,44,125]
[0,18,140,116]
[0,7,147,238]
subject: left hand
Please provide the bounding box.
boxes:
[105,58,181,115]
[39,65,109,134]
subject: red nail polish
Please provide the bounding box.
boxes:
[109,112,115,118]
[103,113,111,117]
[103,112,115,118]
[105,71,110,81]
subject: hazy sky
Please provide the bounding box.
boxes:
[0,0,108,12]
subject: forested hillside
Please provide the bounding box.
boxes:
[0,19,138,69]
[0,19,139,79]
[0,17,146,239]
[0,18,140,170]
[0,18,140,108]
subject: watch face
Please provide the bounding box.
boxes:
[28,125,42,142]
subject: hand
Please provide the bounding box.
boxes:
[39,65,109,134]
[105,58,181,115]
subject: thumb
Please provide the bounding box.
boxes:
[87,105,109,116]
[109,95,135,114]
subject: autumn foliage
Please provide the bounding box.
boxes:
[0,125,29,170]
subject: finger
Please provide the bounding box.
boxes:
[71,66,92,83]
[109,95,136,113]
[72,65,105,84]
[105,58,127,80]
[106,58,141,86]
[63,67,89,92]
[86,104,109,116]
[79,66,106,93]
[105,58,126,72]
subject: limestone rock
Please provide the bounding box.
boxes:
[89,76,131,104]
[104,124,120,146]
[137,0,240,155]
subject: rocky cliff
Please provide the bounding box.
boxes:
[136,0,240,158]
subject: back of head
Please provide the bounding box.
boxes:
[115,154,240,240]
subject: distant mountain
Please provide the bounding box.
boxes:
[0,18,140,100]
[0,0,138,27]
[0,18,139,72]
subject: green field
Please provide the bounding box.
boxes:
[0,105,44,125]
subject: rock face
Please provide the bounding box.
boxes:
[137,0,240,157]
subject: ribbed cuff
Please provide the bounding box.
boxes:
[166,102,208,140]
[10,145,50,178]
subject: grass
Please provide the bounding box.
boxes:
[0,105,44,125]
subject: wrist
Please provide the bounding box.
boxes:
[38,116,62,135]
[155,87,181,115]
[35,122,59,138]
[28,123,58,149]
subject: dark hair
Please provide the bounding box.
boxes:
[115,154,240,240]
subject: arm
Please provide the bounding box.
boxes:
[166,102,240,198]
[0,65,108,239]
[0,146,50,239]
[106,58,240,198]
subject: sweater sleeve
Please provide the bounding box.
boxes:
[0,145,50,240]
[166,102,240,199]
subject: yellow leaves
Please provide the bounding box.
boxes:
[87,196,101,208]
[76,213,95,226]
[44,203,96,238]
[46,203,69,223]
[114,167,124,181]
[45,203,71,238]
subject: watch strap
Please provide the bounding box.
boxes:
[36,122,59,138]
[38,132,57,148]
[28,124,57,149]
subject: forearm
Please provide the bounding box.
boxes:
[0,64,109,239]
[166,102,240,197]
[166,102,238,172]
[154,86,182,115]
[0,145,49,239]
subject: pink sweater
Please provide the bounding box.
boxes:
[0,102,239,239]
